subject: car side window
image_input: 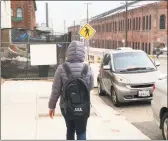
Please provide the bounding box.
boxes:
[101,54,107,67]
[103,54,109,66]
[103,54,111,66]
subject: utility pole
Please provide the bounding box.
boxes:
[85,3,92,23]
[64,20,66,34]
[46,3,49,27]
[84,2,92,64]
[125,1,128,47]
[51,19,53,36]
[74,21,75,40]
[73,21,75,32]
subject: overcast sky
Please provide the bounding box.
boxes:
[35,1,125,33]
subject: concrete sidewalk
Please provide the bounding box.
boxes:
[1,81,150,140]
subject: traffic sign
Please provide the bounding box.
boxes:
[79,23,96,40]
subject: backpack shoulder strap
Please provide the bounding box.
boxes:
[63,63,72,79]
[81,63,88,78]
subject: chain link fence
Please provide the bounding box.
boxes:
[1,28,72,79]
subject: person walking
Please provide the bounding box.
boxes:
[156,46,161,59]
[48,41,94,140]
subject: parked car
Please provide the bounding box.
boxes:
[116,47,133,50]
[97,50,161,106]
[151,74,167,140]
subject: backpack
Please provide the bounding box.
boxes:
[62,63,90,119]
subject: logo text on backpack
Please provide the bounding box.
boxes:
[74,108,82,112]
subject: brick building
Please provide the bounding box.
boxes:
[11,0,37,30]
[68,25,80,41]
[90,1,167,54]
[1,1,12,47]
[69,1,167,55]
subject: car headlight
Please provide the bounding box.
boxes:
[114,75,130,84]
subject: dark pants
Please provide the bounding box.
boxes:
[64,118,88,140]
[61,109,88,140]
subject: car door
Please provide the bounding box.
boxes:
[152,77,167,123]
[100,54,108,87]
[102,54,111,94]
[106,56,114,94]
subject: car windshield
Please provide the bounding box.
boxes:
[113,52,156,72]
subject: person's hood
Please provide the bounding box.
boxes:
[66,41,85,62]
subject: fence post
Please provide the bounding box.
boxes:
[26,43,29,78]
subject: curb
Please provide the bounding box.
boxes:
[90,91,150,140]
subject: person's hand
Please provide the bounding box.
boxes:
[49,109,55,119]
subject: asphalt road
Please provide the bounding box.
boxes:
[95,58,167,140]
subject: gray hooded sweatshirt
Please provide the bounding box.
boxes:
[48,41,94,109]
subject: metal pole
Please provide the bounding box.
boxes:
[74,21,75,40]
[84,3,92,64]
[64,20,66,34]
[87,4,89,23]
[46,3,49,27]
[125,1,128,47]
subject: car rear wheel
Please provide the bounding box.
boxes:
[111,88,120,107]
[161,112,168,140]
[97,81,105,96]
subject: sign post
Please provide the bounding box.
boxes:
[78,23,96,64]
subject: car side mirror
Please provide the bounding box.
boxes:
[103,65,111,70]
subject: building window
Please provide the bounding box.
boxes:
[142,43,144,51]
[121,20,122,31]
[115,22,117,31]
[112,22,113,31]
[133,42,134,49]
[106,23,108,32]
[139,17,141,30]
[136,17,138,30]
[119,21,120,31]
[116,41,117,48]
[145,43,148,53]
[138,42,140,49]
[109,23,112,32]
[135,42,137,49]
[102,24,104,32]
[149,15,151,30]
[130,19,132,30]
[133,18,135,30]
[160,14,166,29]
[148,43,151,54]
[102,40,104,48]
[123,20,124,31]
[99,40,101,48]
[146,16,148,30]
[11,8,13,17]
[17,8,23,18]
[143,16,145,30]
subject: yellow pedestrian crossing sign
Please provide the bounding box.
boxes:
[79,23,96,40]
